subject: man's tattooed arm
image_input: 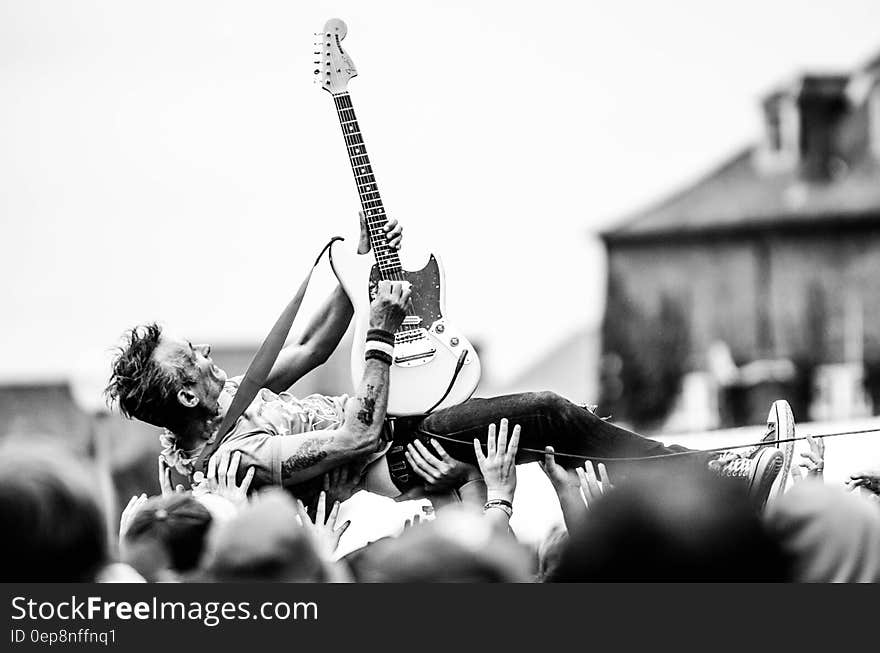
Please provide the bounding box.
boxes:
[343,358,390,453]
[281,437,330,481]
[357,384,377,427]
[273,360,390,485]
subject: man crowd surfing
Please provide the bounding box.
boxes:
[4,217,880,582]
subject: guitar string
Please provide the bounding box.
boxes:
[427,426,880,463]
[333,92,419,334]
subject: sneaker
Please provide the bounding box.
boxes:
[766,400,795,499]
[712,448,784,510]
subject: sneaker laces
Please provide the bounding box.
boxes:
[708,451,751,478]
[726,425,778,461]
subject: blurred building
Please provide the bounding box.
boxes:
[599,51,880,430]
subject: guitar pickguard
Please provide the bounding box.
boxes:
[368,255,443,327]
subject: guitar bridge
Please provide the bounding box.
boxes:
[393,329,436,367]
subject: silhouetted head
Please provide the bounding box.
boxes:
[200,490,345,582]
[354,507,533,582]
[766,481,880,582]
[0,442,108,581]
[550,470,791,581]
[122,493,213,581]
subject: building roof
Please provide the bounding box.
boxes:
[603,148,880,242]
[603,54,880,244]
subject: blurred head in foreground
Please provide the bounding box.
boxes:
[766,481,880,583]
[122,493,213,582]
[0,442,108,581]
[354,507,533,582]
[550,470,791,581]
[200,489,346,582]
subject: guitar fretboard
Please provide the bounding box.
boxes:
[332,92,402,280]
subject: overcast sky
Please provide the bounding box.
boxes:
[2,0,880,388]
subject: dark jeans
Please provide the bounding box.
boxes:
[410,391,713,476]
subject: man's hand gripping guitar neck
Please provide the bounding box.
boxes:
[276,279,412,486]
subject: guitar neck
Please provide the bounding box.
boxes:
[332,91,402,279]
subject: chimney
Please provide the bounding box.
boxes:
[794,74,850,181]
[756,74,850,179]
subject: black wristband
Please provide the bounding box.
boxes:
[367,328,395,346]
[365,349,393,366]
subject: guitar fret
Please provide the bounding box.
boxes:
[333,91,406,279]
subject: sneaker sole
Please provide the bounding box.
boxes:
[748,448,784,510]
[767,400,795,500]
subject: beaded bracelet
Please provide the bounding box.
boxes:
[484,499,513,518]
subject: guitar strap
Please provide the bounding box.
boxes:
[189,237,343,481]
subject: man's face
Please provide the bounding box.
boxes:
[153,333,227,415]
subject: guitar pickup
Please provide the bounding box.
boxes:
[402,316,422,326]
[394,348,436,364]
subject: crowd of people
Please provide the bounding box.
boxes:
[4,224,880,583]
[3,420,880,583]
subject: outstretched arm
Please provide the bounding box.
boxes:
[264,284,354,393]
[264,216,403,393]
[274,279,412,486]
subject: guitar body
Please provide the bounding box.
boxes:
[329,238,481,415]
[316,18,482,416]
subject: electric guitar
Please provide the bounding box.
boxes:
[314,18,481,416]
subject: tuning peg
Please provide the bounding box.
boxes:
[314,69,320,75]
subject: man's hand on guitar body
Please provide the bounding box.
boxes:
[369,280,412,333]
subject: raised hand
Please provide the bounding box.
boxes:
[540,446,576,493]
[540,447,588,530]
[791,435,825,483]
[473,419,520,503]
[322,463,363,505]
[203,450,255,508]
[576,460,613,509]
[846,468,880,496]
[119,493,148,542]
[296,491,351,557]
[405,438,481,493]
[358,212,403,254]
[158,457,185,497]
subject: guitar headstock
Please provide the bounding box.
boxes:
[313,18,358,94]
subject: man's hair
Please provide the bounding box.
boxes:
[0,441,108,581]
[105,323,196,429]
